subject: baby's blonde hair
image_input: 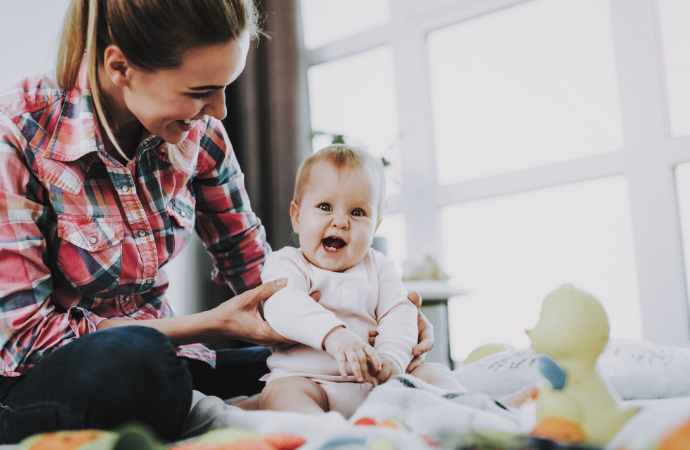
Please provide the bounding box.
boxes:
[293,145,386,221]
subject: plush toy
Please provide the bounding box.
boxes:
[16,424,166,450]
[527,284,638,445]
[171,427,305,450]
[16,425,305,450]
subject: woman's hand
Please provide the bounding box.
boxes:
[212,278,295,346]
[407,291,435,373]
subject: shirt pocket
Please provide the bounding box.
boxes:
[56,216,124,294]
[166,188,196,258]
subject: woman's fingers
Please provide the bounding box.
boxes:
[242,278,288,308]
[368,331,378,347]
[412,311,434,356]
[363,344,381,372]
[407,291,423,309]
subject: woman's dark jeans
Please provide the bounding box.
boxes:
[0,326,271,444]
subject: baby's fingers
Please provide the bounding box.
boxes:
[346,350,364,382]
[363,345,381,372]
[334,352,349,379]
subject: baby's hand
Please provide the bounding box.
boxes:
[373,355,402,385]
[323,327,381,383]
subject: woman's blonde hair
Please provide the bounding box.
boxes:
[56,0,261,174]
[293,145,386,221]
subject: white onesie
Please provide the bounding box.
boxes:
[260,247,417,417]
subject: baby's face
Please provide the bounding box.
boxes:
[291,161,380,272]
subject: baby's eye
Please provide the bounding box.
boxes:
[319,204,332,212]
[351,209,365,217]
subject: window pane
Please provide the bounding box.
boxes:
[308,46,402,195]
[657,0,690,137]
[440,176,641,361]
[428,0,623,185]
[375,213,407,274]
[675,163,690,314]
[300,0,390,50]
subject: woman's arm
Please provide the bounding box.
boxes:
[97,278,289,346]
[192,117,270,294]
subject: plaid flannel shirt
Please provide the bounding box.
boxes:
[0,63,270,376]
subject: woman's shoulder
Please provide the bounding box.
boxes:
[0,72,65,120]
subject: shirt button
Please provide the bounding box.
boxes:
[89,236,97,244]
[124,295,131,301]
[145,277,154,284]
[180,211,187,217]
[138,230,146,237]
[122,185,130,193]
[143,139,150,146]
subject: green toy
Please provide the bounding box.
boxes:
[527,284,638,445]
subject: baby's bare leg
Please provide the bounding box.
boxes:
[410,362,467,392]
[259,376,329,414]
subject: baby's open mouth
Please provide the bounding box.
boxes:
[322,237,347,252]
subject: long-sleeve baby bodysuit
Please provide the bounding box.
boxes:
[261,247,417,383]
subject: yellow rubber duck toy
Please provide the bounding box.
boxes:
[527,284,638,446]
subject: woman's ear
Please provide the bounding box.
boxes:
[290,201,300,234]
[102,45,132,88]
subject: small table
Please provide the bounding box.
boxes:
[402,281,470,370]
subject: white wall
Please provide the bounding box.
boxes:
[0,1,72,90]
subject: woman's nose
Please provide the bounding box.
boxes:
[203,90,228,121]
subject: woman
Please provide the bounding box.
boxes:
[0,0,434,444]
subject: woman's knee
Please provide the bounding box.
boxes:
[40,326,192,439]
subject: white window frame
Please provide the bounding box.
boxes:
[302,0,690,347]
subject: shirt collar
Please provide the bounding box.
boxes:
[44,60,103,162]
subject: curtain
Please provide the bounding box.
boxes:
[223,0,312,251]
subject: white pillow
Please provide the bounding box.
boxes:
[453,339,690,400]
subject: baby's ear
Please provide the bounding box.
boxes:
[289,201,300,234]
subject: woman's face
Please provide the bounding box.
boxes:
[104,32,250,144]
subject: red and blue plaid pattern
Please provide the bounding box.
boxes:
[0,63,269,376]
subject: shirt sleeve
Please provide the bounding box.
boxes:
[374,255,418,373]
[0,113,105,376]
[192,117,270,295]
[261,248,345,350]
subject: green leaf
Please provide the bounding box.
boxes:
[331,135,345,144]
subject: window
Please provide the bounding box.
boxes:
[301,0,690,361]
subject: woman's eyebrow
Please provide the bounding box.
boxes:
[188,85,226,91]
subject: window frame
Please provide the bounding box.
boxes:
[301,0,690,347]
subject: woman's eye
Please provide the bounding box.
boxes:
[188,92,212,100]
[351,209,365,217]
[319,204,332,212]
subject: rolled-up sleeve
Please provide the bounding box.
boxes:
[192,117,270,295]
[0,113,104,376]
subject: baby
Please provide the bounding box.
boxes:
[258,145,421,418]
